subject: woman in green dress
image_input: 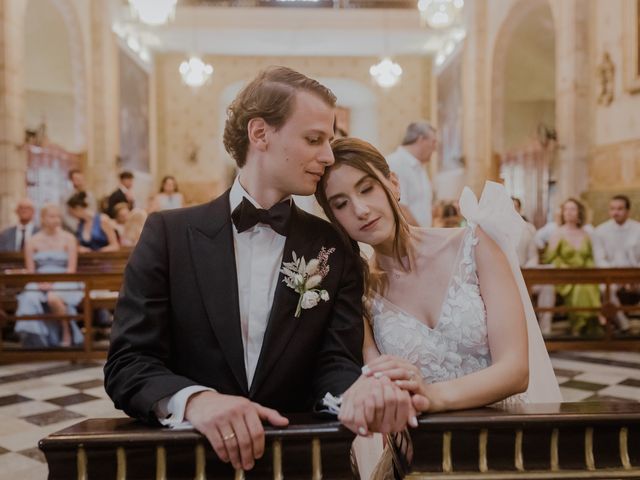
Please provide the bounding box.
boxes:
[543,198,603,336]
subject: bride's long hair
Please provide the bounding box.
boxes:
[315,137,414,296]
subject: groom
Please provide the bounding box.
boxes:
[104,66,415,472]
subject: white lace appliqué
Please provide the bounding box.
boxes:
[371,225,529,404]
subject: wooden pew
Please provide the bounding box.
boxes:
[522,267,640,351]
[0,272,122,363]
[0,249,132,274]
[39,402,640,479]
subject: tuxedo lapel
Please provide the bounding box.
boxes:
[250,205,313,396]
[188,191,249,394]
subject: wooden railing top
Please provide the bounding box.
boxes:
[0,249,132,273]
[41,402,640,448]
[522,267,640,284]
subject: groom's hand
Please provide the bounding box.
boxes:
[185,391,289,471]
[339,375,416,436]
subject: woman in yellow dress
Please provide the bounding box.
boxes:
[543,198,602,336]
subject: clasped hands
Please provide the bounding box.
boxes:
[184,355,427,471]
[339,354,430,437]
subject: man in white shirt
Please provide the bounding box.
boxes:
[512,197,538,267]
[0,198,38,252]
[105,67,416,473]
[593,195,640,331]
[386,121,436,227]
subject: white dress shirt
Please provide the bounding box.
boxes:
[155,177,288,427]
[593,218,640,267]
[15,222,35,250]
[386,147,432,227]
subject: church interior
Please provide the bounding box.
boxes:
[1,0,640,478]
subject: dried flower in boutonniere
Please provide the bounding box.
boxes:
[280,247,335,317]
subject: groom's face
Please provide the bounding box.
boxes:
[263,91,335,197]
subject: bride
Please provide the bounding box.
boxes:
[315,138,561,478]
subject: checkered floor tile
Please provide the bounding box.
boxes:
[0,351,639,478]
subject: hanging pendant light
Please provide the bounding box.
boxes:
[129,0,177,26]
[179,56,214,88]
[369,58,403,88]
[417,0,464,29]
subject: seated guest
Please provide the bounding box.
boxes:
[120,208,147,247]
[0,198,38,252]
[543,198,602,336]
[62,169,97,232]
[150,175,184,212]
[14,204,83,348]
[512,197,538,267]
[441,202,463,228]
[111,202,131,241]
[593,195,640,332]
[106,171,135,218]
[67,192,119,252]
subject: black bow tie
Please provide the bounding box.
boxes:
[231,197,292,236]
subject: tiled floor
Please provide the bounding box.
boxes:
[0,352,639,479]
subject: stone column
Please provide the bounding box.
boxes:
[87,0,119,200]
[554,0,591,200]
[0,0,27,227]
[462,0,494,195]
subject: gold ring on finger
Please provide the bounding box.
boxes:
[222,431,236,441]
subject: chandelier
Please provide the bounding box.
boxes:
[417,0,464,29]
[179,56,214,88]
[369,58,403,88]
[129,0,177,26]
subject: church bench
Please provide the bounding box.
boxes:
[0,249,132,274]
[0,271,122,363]
[522,267,640,351]
[39,402,640,479]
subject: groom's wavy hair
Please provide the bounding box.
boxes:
[223,66,336,168]
[315,137,414,297]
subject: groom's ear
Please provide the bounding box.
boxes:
[247,117,269,152]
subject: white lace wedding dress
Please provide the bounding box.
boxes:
[370,223,529,404]
[354,182,561,480]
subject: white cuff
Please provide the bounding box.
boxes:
[155,385,216,429]
[322,392,343,415]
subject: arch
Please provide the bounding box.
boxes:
[490,0,556,154]
[23,0,87,150]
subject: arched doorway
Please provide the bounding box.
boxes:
[22,0,86,207]
[491,0,556,226]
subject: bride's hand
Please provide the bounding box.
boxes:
[363,355,431,412]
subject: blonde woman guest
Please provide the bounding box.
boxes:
[14,204,84,347]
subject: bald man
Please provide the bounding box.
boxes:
[0,199,39,252]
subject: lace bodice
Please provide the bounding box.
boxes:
[371,224,493,382]
[370,224,529,404]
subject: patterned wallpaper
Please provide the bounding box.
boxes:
[155,54,432,205]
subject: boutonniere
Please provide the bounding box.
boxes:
[280,247,335,317]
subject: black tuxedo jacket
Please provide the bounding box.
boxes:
[104,190,364,423]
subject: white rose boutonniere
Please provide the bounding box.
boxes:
[280,247,335,317]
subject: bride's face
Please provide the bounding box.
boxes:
[323,163,396,246]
